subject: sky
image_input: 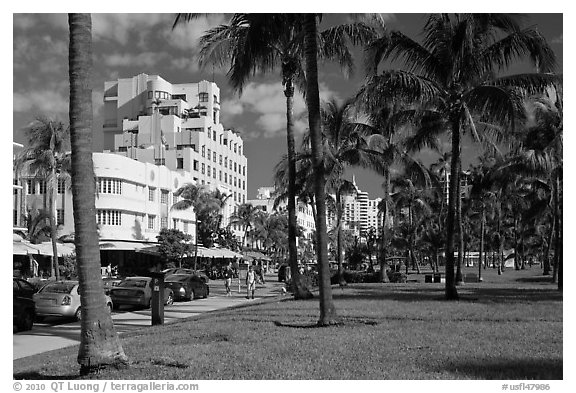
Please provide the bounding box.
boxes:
[10,11,563,200]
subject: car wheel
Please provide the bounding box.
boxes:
[17,310,34,332]
[34,315,44,323]
[108,303,113,313]
[75,307,82,321]
[190,290,195,300]
[165,292,174,306]
[203,286,209,298]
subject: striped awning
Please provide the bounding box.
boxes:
[100,241,152,251]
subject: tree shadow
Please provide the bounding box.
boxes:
[14,371,80,380]
[329,284,562,304]
[429,357,562,379]
[516,276,555,283]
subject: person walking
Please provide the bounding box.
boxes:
[224,262,233,296]
[246,265,256,299]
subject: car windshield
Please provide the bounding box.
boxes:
[118,279,149,288]
[165,275,188,282]
[40,282,76,294]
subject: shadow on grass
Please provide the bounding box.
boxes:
[432,357,562,379]
[14,371,80,380]
[516,276,555,283]
[330,285,562,304]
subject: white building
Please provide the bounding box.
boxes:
[248,186,316,241]
[21,153,198,245]
[101,73,247,237]
[342,176,382,240]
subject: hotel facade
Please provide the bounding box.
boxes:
[17,74,249,251]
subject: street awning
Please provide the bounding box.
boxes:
[13,240,40,255]
[242,251,272,261]
[100,241,152,251]
[30,241,76,257]
[198,247,242,259]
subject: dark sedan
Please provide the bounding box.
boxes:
[110,276,174,309]
[164,274,209,301]
[13,278,36,332]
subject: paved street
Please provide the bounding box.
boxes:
[13,276,285,360]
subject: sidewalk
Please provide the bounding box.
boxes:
[13,278,286,360]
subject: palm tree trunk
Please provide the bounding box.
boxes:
[336,189,346,285]
[379,171,390,282]
[304,13,337,325]
[49,169,60,280]
[285,79,312,299]
[554,176,562,290]
[478,208,485,282]
[69,13,127,374]
[543,216,554,275]
[455,158,464,285]
[444,117,460,299]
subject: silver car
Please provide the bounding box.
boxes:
[33,280,113,321]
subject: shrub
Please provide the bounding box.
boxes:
[388,272,408,283]
[330,270,380,284]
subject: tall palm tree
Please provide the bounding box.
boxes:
[211,188,232,230]
[68,13,127,374]
[16,117,71,280]
[179,13,376,300]
[304,13,337,325]
[361,13,557,299]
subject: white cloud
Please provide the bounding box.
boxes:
[220,81,339,139]
[166,14,227,51]
[103,52,168,68]
[169,57,200,73]
[13,90,68,115]
[92,14,171,45]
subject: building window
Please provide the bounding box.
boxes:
[26,179,35,195]
[57,209,64,226]
[149,188,155,202]
[38,180,46,194]
[207,129,211,139]
[161,190,169,204]
[208,149,211,160]
[213,168,216,178]
[219,155,222,165]
[234,177,237,187]
[148,91,153,99]
[202,145,205,157]
[148,215,155,230]
[234,162,237,172]
[193,160,199,171]
[234,192,237,202]
[57,179,66,194]
[223,138,227,146]
[219,171,222,181]
[199,92,209,102]
[177,158,184,169]
[161,217,168,229]
[98,178,122,195]
[97,210,122,226]
[239,146,242,155]
[201,164,205,175]
[213,129,217,141]
[155,158,165,166]
[208,165,211,176]
[183,221,188,233]
[224,173,228,183]
[243,180,245,190]
[213,110,217,124]
[213,152,217,162]
[234,144,237,154]
[243,166,246,176]
[224,157,228,168]
[173,194,179,205]
[173,219,178,229]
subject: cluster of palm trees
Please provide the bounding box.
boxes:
[59,13,560,373]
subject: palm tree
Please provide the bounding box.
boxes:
[211,188,232,230]
[16,117,71,280]
[68,13,127,374]
[361,13,557,299]
[304,13,337,325]
[229,203,261,248]
[172,183,216,268]
[179,13,376,300]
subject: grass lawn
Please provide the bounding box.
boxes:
[13,266,562,380]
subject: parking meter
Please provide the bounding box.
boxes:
[149,272,165,326]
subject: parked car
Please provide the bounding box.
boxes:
[162,268,210,283]
[109,276,174,309]
[164,274,209,301]
[102,277,123,295]
[13,278,36,332]
[33,280,113,321]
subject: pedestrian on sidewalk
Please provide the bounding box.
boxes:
[224,262,233,296]
[246,265,256,299]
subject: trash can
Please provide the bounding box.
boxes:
[425,274,433,283]
[433,273,442,283]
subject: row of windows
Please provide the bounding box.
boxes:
[96,210,122,226]
[98,178,122,195]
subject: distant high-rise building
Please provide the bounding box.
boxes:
[342,175,382,239]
